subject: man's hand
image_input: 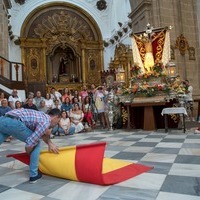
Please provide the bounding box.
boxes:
[42,132,59,154]
[25,146,35,154]
[48,142,59,154]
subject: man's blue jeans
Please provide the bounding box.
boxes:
[0,116,40,177]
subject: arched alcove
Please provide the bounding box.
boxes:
[19,2,104,94]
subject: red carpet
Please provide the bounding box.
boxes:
[7,142,153,185]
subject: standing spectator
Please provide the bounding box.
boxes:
[0,108,61,183]
[82,96,95,128]
[183,80,194,121]
[8,89,22,109]
[79,85,88,103]
[94,87,108,129]
[61,87,70,103]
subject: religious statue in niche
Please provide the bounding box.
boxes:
[59,53,74,75]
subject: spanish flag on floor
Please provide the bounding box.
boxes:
[7,142,153,185]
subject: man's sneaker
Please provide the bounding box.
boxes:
[29,172,42,184]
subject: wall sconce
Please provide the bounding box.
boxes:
[166,61,177,77]
[116,66,125,83]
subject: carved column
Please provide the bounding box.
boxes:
[81,42,86,84]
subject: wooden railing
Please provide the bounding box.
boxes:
[0,56,25,90]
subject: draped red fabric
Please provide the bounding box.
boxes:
[7,152,30,165]
[75,142,105,184]
[152,30,166,62]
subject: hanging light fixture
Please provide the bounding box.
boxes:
[166,61,177,77]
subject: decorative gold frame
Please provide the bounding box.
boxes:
[175,34,189,55]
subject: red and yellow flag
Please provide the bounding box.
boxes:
[7,142,152,185]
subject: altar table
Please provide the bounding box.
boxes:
[123,96,166,131]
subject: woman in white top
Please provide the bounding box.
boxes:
[52,110,75,136]
[45,93,54,110]
[69,103,84,133]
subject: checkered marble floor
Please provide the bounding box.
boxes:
[1,128,200,200]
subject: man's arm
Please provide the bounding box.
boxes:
[42,129,59,154]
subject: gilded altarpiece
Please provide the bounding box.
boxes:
[20,3,103,94]
[109,43,133,86]
[20,38,47,94]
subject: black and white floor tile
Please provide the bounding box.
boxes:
[1,128,200,200]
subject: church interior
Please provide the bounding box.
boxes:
[1,0,200,199]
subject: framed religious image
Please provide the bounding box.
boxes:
[90,59,96,70]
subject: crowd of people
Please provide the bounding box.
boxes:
[0,84,121,139]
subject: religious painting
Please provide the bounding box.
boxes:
[31,58,37,69]
[90,59,96,70]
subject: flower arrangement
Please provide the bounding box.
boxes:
[151,61,165,74]
[123,82,170,97]
[130,63,141,76]
[121,61,171,98]
[131,61,166,83]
